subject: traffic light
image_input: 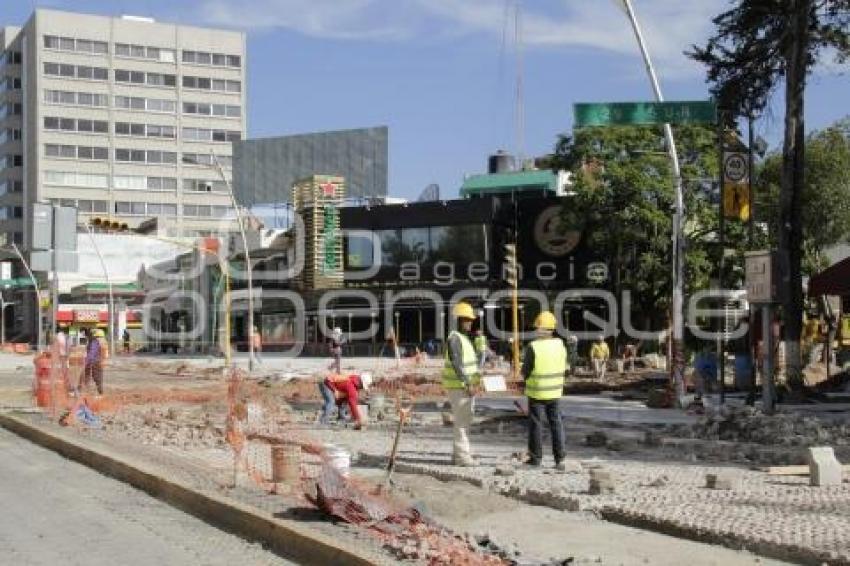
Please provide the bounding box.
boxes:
[88,218,130,232]
[504,243,518,287]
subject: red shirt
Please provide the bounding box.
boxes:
[324,374,362,421]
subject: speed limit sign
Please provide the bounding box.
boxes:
[724,152,748,183]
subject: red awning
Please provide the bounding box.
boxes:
[809,257,850,296]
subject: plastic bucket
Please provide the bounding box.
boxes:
[324,444,350,478]
[271,444,301,484]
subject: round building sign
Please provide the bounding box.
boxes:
[534,206,581,257]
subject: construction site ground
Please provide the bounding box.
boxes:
[2,352,849,564]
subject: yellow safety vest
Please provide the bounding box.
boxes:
[473,335,487,353]
[442,331,480,390]
[525,337,567,401]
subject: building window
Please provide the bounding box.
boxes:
[114,96,176,113]
[43,116,108,134]
[182,50,241,68]
[44,171,108,188]
[183,178,227,192]
[0,129,21,144]
[114,201,177,216]
[115,148,177,165]
[45,90,109,107]
[115,43,175,63]
[182,153,232,168]
[182,127,241,142]
[182,75,241,93]
[0,180,23,194]
[44,62,108,81]
[46,144,108,161]
[0,103,22,118]
[2,51,22,65]
[114,69,176,87]
[44,35,108,54]
[182,101,240,118]
[114,122,176,139]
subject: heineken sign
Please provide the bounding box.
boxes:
[573,101,717,128]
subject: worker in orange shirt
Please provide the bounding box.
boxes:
[318,372,372,430]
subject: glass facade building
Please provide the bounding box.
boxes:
[232,126,388,206]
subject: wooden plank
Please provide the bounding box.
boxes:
[764,464,850,476]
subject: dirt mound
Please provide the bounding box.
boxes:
[673,406,850,447]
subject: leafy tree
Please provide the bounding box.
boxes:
[689,0,850,388]
[757,122,850,274]
[550,125,739,335]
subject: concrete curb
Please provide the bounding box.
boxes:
[0,412,379,566]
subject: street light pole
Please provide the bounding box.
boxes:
[619,0,686,405]
[85,226,115,358]
[211,154,254,371]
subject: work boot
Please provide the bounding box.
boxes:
[554,460,568,472]
[521,460,542,470]
[453,456,476,467]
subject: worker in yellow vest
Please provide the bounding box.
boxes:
[443,301,481,466]
[521,311,568,470]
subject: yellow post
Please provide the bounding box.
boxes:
[512,280,520,380]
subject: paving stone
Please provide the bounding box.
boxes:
[705,472,742,490]
[585,431,608,448]
[808,446,843,487]
[494,464,515,477]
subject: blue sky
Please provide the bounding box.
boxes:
[9,0,850,200]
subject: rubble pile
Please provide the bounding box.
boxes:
[676,406,850,447]
[101,407,227,450]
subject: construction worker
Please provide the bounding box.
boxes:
[473,329,488,369]
[319,372,372,430]
[78,328,104,396]
[590,335,610,380]
[521,311,568,470]
[443,301,481,466]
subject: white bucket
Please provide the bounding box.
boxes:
[325,444,350,478]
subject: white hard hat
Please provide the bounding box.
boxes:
[360,372,373,390]
[334,327,342,334]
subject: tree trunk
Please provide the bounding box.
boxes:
[779,0,809,390]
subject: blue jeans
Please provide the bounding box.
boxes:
[318,382,350,423]
[527,398,566,465]
[319,382,335,423]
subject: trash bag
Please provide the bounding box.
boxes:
[75,403,101,428]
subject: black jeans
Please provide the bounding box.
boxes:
[527,398,566,464]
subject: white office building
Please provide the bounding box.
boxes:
[0,8,246,249]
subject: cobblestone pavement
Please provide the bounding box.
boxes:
[311,418,850,565]
[0,427,293,566]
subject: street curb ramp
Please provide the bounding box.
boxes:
[0,412,378,566]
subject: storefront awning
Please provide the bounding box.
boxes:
[809,257,850,296]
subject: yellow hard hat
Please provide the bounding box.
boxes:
[534,311,557,331]
[93,329,105,338]
[452,302,475,320]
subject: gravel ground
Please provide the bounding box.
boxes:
[309,416,850,565]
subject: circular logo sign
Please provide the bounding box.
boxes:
[534,206,581,257]
[724,153,748,183]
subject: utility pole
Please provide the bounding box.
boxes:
[620,0,686,404]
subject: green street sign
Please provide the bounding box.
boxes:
[573,100,717,128]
